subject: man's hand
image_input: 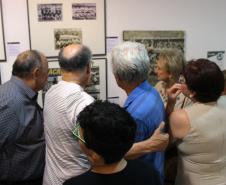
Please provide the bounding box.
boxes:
[125,122,169,159]
[148,122,169,152]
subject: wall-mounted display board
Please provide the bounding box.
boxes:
[123,31,185,85]
[0,0,6,61]
[38,58,107,107]
[27,0,106,58]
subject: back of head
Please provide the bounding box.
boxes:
[111,41,150,83]
[58,44,92,72]
[77,100,137,164]
[158,49,185,83]
[12,50,43,78]
[184,58,224,103]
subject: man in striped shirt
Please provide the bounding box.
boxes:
[43,44,94,185]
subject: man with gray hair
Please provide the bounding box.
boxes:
[0,50,48,185]
[111,41,167,182]
[43,44,94,185]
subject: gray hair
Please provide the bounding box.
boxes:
[111,41,150,83]
[158,49,185,83]
[12,50,43,78]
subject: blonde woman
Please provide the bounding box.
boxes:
[155,49,192,109]
[155,49,192,185]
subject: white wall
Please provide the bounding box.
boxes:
[0,0,29,83]
[1,0,226,105]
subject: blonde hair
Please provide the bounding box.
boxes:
[158,49,185,85]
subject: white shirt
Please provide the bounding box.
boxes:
[43,81,94,185]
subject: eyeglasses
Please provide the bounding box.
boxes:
[72,122,86,143]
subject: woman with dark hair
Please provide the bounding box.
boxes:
[217,69,226,108]
[167,59,226,185]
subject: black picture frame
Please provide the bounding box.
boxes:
[0,0,6,62]
[37,58,107,107]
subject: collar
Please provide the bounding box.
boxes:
[124,80,150,108]
[11,76,37,100]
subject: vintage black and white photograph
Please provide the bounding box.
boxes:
[37,3,62,21]
[85,58,107,100]
[123,31,184,85]
[38,58,107,107]
[72,3,96,20]
[85,65,100,100]
[54,28,82,49]
[37,61,61,107]
[27,0,106,57]
[43,67,62,94]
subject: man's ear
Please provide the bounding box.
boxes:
[86,63,91,75]
[89,150,104,165]
[32,67,40,80]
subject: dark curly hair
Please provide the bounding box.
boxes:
[184,58,224,103]
[77,100,137,164]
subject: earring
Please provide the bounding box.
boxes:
[189,94,194,98]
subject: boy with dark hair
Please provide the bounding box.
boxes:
[64,100,161,185]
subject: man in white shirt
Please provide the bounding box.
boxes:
[43,43,169,185]
[43,44,94,185]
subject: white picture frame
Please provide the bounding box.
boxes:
[27,0,106,58]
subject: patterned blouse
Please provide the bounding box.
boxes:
[155,81,193,109]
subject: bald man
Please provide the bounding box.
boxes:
[0,50,48,185]
[43,44,94,185]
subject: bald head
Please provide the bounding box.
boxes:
[62,44,83,60]
[12,50,47,78]
[59,44,92,72]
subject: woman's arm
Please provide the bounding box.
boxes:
[169,109,190,140]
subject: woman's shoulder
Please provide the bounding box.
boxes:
[170,109,190,139]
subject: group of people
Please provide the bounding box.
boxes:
[0,41,226,185]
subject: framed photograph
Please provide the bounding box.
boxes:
[123,31,185,85]
[207,51,225,70]
[0,68,1,84]
[27,0,106,58]
[85,58,107,100]
[37,58,107,107]
[37,61,61,107]
[0,0,6,61]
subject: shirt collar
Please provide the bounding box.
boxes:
[11,76,37,100]
[124,80,150,108]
